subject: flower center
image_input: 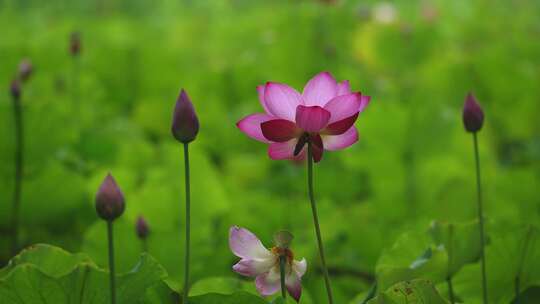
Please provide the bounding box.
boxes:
[271,246,294,264]
[294,132,310,156]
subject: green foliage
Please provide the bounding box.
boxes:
[189,276,255,296]
[188,291,268,304]
[0,0,539,302]
[429,220,482,277]
[367,279,449,304]
[375,231,447,290]
[453,225,540,303]
[0,244,169,303]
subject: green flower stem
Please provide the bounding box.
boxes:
[515,226,533,304]
[447,224,455,304]
[447,277,455,304]
[11,93,23,256]
[142,239,148,253]
[72,55,80,116]
[107,221,117,304]
[182,143,191,304]
[514,277,520,304]
[307,143,334,304]
[473,132,488,304]
[279,255,287,300]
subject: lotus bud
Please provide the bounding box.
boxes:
[10,79,21,100]
[463,93,484,133]
[136,216,149,239]
[171,89,199,143]
[95,173,125,221]
[18,59,33,82]
[70,32,81,56]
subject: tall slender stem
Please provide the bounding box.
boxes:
[182,143,191,304]
[72,56,80,117]
[142,239,148,253]
[447,277,455,304]
[514,277,520,304]
[11,93,23,256]
[515,226,533,304]
[473,133,488,304]
[279,255,287,300]
[447,224,455,304]
[107,221,117,304]
[307,143,334,304]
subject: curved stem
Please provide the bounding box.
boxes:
[473,133,488,304]
[11,94,23,256]
[279,255,287,300]
[182,143,191,304]
[107,221,116,304]
[307,143,334,304]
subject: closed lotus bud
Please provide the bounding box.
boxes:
[95,173,125,221]
[463,93,484,133]
[171,89,199,143]
[18,59,33,82]
[70,32,81,56]
[10,79,21,100]
[136,216,149,239]
[274,230,294,249]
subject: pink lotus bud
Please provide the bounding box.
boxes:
[171,89,199,143]
[70,32,81,56]
[463,93,484,133]
[95,173,125,221]
[18,59,33,82]
[136,216,149,239]
[10,79,21,100]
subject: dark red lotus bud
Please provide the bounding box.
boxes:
[95,173,125,221]
[463,93,484,133]
[70,32,81,56]
[10,79,21,100]
[136,216,149,239]
[18,59,33,82]
[171,89,199,143]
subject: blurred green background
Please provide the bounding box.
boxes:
[0,0,539,302]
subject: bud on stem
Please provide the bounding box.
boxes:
[10,79,21,101]
[463,93,484,133]
[95,173,125,221]
[70,32,82,56]
[18,59,33,83]
[171,89,199,143]
[136,216,150,239]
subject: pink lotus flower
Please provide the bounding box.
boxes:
[237,72,370,162]
[229,226,307,302]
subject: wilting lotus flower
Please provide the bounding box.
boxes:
[229,226,307,302]
[237,72,370,162]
